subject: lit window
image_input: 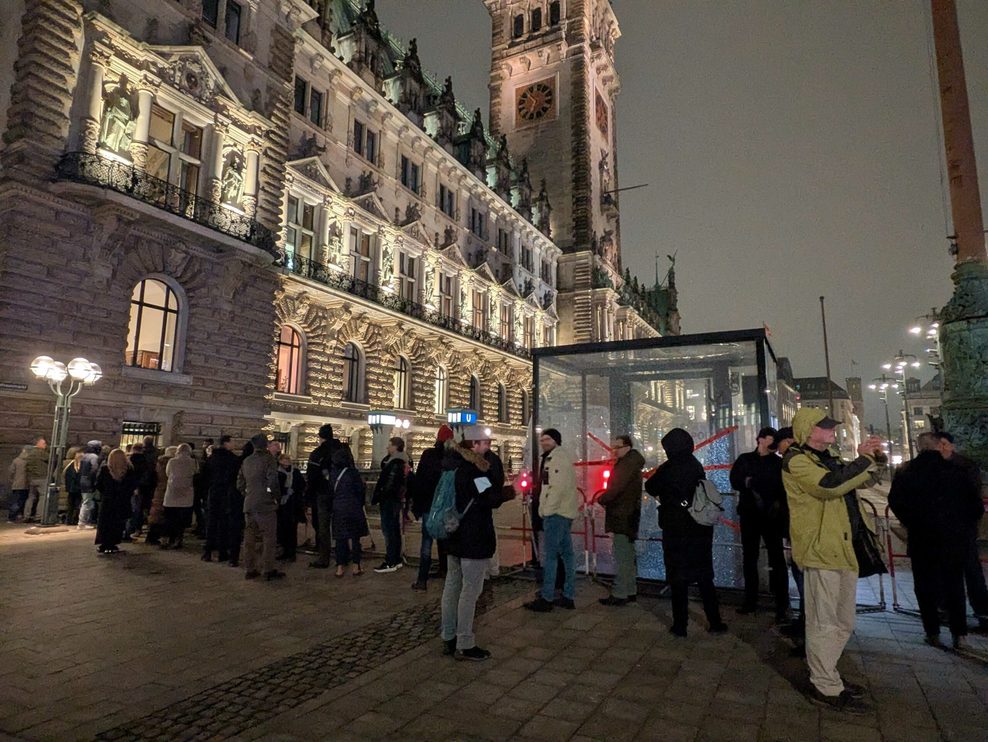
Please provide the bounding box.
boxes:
[500,302,513,341]
[342,342,364,403]
[394,356,411,409]
[276,325,304,395]
[524,315,535,349]
[125,279,179,371]
[472,289,487,333]
[433,367,448,415]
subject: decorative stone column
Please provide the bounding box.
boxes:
[242,139,262,218]
[129,80,157,169]
[81,49,111,154]
[314,201,330,266]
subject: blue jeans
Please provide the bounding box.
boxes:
[541,515,576,601]
[379,499,402,566]
[441,555,488,650]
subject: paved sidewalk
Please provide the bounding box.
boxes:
[0,524,985,741]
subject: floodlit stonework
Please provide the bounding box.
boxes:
[0,0,676,473]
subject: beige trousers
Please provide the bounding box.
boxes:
[804,567,857,696]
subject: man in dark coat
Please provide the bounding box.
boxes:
[202,435,241,562]
[372,437,407,573]
[125,443,152,540]
[440,426,515,661]
[646,428,727,636]
[276,453,307,563]
[890,432,984,649]
[935,432,988,631]
[411,424,454,590]
[730,426,790,621]
[307,423,345,569]
[598,435,645,606]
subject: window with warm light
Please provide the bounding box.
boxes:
[146,104,202,196]
[125,279,179,371]
[349,227,373,283]
[439,273,454,318]
[276,325,304,395]
[286,196,315,267]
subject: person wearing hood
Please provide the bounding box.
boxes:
[525,428,580,612]
[889,432,983,649]
[372,437,407,573]
[730,426,790,621]
[645,429,727,635]
[410,425,455,589]
[307,423,345,569]
[329,446,369,577]
[782,407,882,713]
[440,427,516,661]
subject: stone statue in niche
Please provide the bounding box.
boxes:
[327,220,344,263]
[443,224,456,246]
[423,263,435,301]
[380,239,395,286]
[99,75,137,155]
[221,150,245,206]
[459,284,468,318]
[404,202,421,224]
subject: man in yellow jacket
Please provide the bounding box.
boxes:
[782,407,882,713]
[525,428,580,612]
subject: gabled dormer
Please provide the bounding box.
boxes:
[393,38,428,124]
[427,76,460,149]
[455,108,488,178]
[513,158,533,220]
[339,0,392,89]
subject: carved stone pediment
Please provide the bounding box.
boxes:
[149,45,240,107]
[288,157,342,193]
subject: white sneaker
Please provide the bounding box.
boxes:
[373,562,400,573]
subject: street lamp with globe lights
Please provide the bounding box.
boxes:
[881,350,921,459]
[868,374,899,474]
[30,355,101,527]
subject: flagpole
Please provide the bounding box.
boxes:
[820,296,835,415]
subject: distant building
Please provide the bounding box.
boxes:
[776,357,799,426]
[792,376,862,459]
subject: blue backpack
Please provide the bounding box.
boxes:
[425,470,473,540]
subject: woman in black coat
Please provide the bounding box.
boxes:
[330,447,369,577]
[645,428,726,637]
[95,449,139,555]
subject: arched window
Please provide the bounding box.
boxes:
[521,389,531,424]
[276,325,304,395]
[125,278,180,371]
[394,355,411,409]
[433,366,448,415]
[549,1,561,26]
[342,342,364,403]
[469,375,481,413]
[497,383,508,422]
[512,13,524,38]
[531,7,542,32]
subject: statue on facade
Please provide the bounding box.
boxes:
[443,224,456,246]
[404,202,421,224]
[380,238,395,286]
[423,263,436,302]
[221,152,245,206]
[99,76,137,155]
[327,220,344,263]
[534,179,552,237]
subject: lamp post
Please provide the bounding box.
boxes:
[367,411,410,467]
[29,356,102,527]
[881,350,920,459]
[868,374,899,475]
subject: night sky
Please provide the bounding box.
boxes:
[375,0,988,431]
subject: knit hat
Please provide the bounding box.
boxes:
[542,428,562,446]
[318,423,334,440]
[436,424,454,443]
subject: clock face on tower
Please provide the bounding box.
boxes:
[515,78,556,126]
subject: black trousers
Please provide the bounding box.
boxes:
[670,577,722,630]
[204,492,230,558]
[912,552,967,638]
[740,508,789,612]
[964,535,988,617]
[277,500,299,558]
[227,494,245,563]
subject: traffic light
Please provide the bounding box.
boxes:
[602,468,611,489]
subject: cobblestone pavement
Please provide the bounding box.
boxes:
[1,524,986,742]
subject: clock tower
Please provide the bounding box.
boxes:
[485,0,632,344]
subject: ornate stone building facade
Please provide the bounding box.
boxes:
[0,0,674,475]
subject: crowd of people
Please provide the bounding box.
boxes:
[5,411,985,709]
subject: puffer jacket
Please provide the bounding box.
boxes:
[164,451,197,507]
[538,445,580,520]
[782,408,875,571]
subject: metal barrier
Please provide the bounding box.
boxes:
[883,502,922,618]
